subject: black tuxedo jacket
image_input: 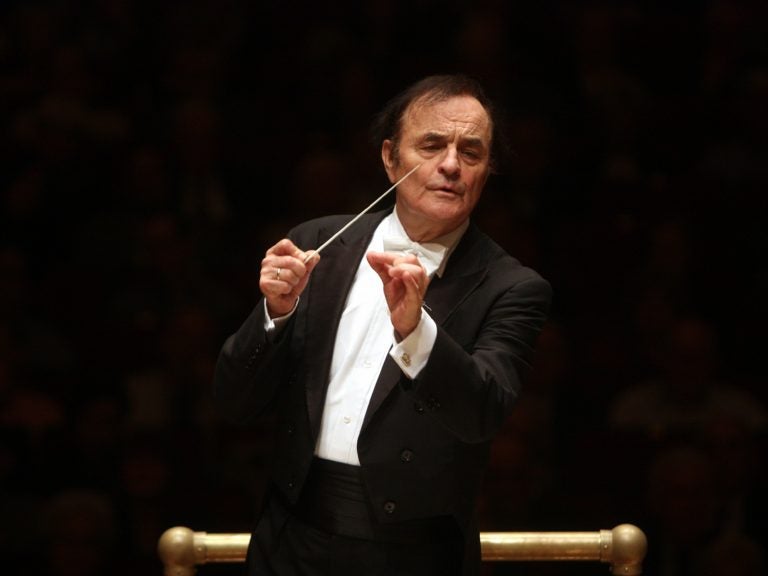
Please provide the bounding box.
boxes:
[214,208,551,573]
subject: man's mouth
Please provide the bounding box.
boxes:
[428,184,462,195]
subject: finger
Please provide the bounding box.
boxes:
[367,250,398,266]
[265,238,296,257]
[393,269,419,304]
[302,249,321,266]
[390,253,421,267]
[303,250,320,272]
[265,266,295,290]
[264,239,313,271]
[388,263,426,295]
[366,251,395,284]
[259,267,294,296]
[262,246,316,285]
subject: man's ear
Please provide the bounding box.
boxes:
[381,139,396,183]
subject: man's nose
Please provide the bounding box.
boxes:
[437,147,461,179]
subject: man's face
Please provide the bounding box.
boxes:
[382,95,492,240]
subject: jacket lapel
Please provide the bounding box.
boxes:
[423,222,489,326]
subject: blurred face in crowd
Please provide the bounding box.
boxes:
[382,95,492,241]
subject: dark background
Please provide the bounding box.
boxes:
[1,1,767,575]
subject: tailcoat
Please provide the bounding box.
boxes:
[214,208,552,574]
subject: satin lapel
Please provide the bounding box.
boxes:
[361,223,489,430]
[362,354,401,430]
[424,223,489,325]
[422,269,486,326]
[303,211,389,439]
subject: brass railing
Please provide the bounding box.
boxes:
[158,524,647,575]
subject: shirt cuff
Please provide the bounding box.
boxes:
[389,310,437,379]
[263,298,299,336]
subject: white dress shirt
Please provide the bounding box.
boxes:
[266,208,467,465]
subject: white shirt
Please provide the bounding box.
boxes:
[266,209,467,465]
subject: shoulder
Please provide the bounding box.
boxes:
[445,224,552,319]
[288,214,353,235]
[287,210,391,246]
[463,223,551,292]
[285,214,353,248]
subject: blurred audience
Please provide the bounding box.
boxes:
[608,316,767,441]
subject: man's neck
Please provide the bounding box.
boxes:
[394,205,465,243]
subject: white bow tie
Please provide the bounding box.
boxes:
[382,235,447,278]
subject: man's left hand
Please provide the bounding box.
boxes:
[366,251,428,340]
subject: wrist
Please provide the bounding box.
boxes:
[267,298,297,319]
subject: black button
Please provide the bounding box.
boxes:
[287,480,295,489]
[287,424,294,434]
[426,396,441,410]
[414,402,425,414]
[400,449,414,462]
[383,501,396,514]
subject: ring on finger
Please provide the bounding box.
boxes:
[275,267,281,281]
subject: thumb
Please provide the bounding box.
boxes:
[303,250,321,273]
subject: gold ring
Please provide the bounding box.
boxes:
[275,267,281,281]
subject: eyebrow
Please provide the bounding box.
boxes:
[421,132,487,149]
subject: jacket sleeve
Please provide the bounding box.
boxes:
[408,272,552,444]
[213,298,294,425]
[211,217,329,425]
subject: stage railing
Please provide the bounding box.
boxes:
[158,523,647,575]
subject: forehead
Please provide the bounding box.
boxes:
[401,95,492,140]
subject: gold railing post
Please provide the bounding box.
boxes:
[157,526,197,576]
[609,523,648,576]
[158,524,647,574]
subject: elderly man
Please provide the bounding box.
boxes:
[214,74,552,576]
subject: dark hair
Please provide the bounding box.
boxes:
[369,74,510,174]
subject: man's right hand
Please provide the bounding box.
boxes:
[260,239,319,317]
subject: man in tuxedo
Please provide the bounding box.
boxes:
[214,74,552,576]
